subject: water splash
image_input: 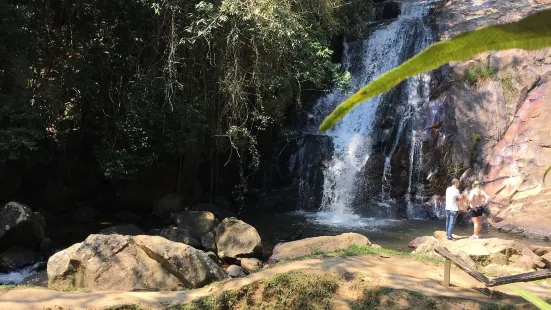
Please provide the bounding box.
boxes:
[0,262,42,285]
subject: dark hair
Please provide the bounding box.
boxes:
[451,179,459,186]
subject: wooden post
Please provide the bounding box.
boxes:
[444,259,451,288]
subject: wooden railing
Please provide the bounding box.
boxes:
[434,246,551,287]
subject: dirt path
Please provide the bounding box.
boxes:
[1,255,548,310]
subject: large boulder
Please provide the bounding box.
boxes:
[150,227,200,248]
[99,224,145,236]
[215,218,262,258]
[0,247,37,271]
[269,233,370,262]
[47,234,227,291]
[153,193,184,221]
[176,211,218,239]
[0,202,45,252]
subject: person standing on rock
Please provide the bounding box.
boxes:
[445,179,462,241]
[467,181,490,240]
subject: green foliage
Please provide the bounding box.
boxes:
[0,0,372,202]
[320,8,551,133]
[507,285,551,310]
[463,65,495,85]
[483,302,513,310]
[471,132,481,162]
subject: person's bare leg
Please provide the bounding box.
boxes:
[475,216,482,236]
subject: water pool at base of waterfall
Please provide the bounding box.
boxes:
[243,211,551,256]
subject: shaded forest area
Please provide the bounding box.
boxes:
[0,0,372,214]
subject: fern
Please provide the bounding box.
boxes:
[320,9,551,132]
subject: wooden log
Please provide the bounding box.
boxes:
[444,259,451,287]
[489,269,551,287]
[434,246,491,285]
[435,246,551,287]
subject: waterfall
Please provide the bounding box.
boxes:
[306,1,434,222]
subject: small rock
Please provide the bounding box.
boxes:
[201,232,217,252]
[530,245,551,256]
[408,236,431,249]
[226,265,245,278]
[0,247,37,271]
[541,252,551,268]
[371,244,382,249]
[240,258,262,273]
[21,270,48,287]
[489,253,509,266]
[515,247,547,270]
[99,224,145,236]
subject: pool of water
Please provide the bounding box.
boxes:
[243,211,551,256]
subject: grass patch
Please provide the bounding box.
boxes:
[277,244,444,266]
[350,286,443,310]
[482,302,514,310]
[463,65,495,86]
[179,270,339,310]
[106,305,146,310]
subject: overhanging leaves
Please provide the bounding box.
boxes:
[320,9,551,132]
[507,285,551,310]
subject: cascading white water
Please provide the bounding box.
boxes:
[308,1,433,224]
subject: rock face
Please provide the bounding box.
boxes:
[415,0,551,232]
[269,233,371,262]
[0,202,45,252]
[176,211,218,239]
[215,218,262,258]
[151,227,200,248]
[99,224,145,236]
[47,234,227,291]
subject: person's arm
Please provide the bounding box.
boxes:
[481,190,490,205]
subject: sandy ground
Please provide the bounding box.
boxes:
[0,255,549,310]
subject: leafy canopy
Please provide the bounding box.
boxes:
[319,9,551,133]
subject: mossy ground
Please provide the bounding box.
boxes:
[176,269,530,310]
